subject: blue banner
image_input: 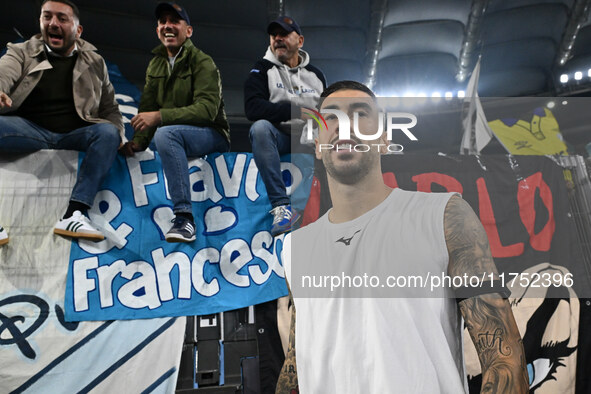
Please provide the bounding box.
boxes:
[65,152,313,321]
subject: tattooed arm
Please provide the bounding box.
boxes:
[276,291,299,394]
[445,195,529,393]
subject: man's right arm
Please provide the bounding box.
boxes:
[0,43,26,108]
[244,61,291,123]
[119,73,158,156]
[129,67,160,149]
[0,92,12,108]
[276,292,299,394]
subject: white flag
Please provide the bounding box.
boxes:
[460,59,495,154]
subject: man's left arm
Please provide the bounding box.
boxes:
[159,56,222,125]
[97,59,125,141]
[444,195,529,393]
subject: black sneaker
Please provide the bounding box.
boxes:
[165,216,196,243]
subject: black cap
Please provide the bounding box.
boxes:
[267,15,302,36]
[155,2,190,25]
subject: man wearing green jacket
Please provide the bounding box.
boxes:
[120,2,230,242]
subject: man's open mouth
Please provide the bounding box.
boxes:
[48,32,63,41]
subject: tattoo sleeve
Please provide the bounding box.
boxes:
[275,292,299,394]
[445,196,529,393]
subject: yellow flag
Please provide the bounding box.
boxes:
[489,107,568,155]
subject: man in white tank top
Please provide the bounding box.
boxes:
[276,81,529,393]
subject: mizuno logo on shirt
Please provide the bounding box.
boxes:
[336,230,361,246]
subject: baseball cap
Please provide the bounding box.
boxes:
[155,2,190,25]
[267,15,302,35]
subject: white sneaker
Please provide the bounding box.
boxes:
[54,211,105,241]
[0,226,8,246]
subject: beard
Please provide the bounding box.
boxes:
[273,45,296,63]
[42,28,77,55]
[322,149,379,185]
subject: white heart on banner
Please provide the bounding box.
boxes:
[203,205,238,235]
[152,206,175,239]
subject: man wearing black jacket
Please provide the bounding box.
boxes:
[244,15,326,236]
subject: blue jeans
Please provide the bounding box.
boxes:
[152,125,229,214]
[0,116,120,207]
[249,120,291,208]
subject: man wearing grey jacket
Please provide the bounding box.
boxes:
[244,16,326,236]
[0,0,123,242]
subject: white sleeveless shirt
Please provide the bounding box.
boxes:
[282,189,468,393]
